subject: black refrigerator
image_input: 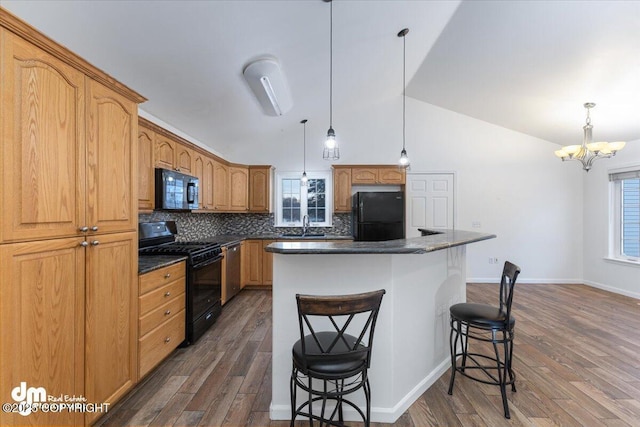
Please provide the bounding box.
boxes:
[352,191,405,241]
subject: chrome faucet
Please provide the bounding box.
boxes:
[302,214,310,235]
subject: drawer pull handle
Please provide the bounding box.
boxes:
[164,310,171,316]
[164,292,171,297]
[164,337,171,343]
[164,273,171,279]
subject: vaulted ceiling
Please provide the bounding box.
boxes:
[3,0,639,163]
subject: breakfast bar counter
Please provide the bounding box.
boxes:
[265,229,495,423]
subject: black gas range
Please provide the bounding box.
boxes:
[139,221,222,346]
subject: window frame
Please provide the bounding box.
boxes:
[609,165,640,264]
[274,171,333,227]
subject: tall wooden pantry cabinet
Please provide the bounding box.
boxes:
[0,8,146,426]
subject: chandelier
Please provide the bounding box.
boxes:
[554,102,625,171]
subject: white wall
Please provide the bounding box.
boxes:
[403,100,584,283]
[241,96,585,283]
[583,139,640,298]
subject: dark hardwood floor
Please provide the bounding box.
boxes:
[97,283,640,426]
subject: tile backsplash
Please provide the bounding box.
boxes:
[138,212,352,240]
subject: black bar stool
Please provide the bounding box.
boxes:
[290,289,385,427]
[447,261,521,418]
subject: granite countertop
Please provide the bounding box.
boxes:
[264,229,496,255]
[138,234,353,274]
[138,255,188,274]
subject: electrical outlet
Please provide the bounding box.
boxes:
[488,257,499,264]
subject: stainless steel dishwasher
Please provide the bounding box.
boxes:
[225,242,241,303]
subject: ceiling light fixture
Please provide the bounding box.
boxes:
[398,28,410,169]
[323,0,339,160]
[243,58,293,116]
[554,102,626,172]
[301,119,308,186]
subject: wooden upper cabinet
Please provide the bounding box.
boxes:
[86,78,137,234]
[193,152,205,210]
[175,143,194,174]
[249,166,271,212]
[213,160,230,210]
[154,134,176,170]
[351,168,378,184]
[138,125,155,212]
[229,166,249,211]
[1,30,86,243]
[378,167,405,184]
[203,156,216,210]
[333,167,352,212]
[352,167,405,185]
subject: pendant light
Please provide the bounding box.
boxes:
[323,0,339,160]
[301,119,308,186]
[398,28,410,168]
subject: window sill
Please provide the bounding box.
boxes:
[604,257,640,267]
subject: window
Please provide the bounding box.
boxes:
[275,172,332,227]
[610,168,640,262]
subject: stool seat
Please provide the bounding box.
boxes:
[293,331,368,378]
[449,303,515,328]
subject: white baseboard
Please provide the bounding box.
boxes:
[468,278,640,300]
[468,277,583,284]
[270,357,451,423]
[583,279,640,300]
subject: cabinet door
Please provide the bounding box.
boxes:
[229,166,249,211]
[1,31,86,243]
[262,240,275,286]
[84,231,137,425]
[249,167,271,212]
[203,157,215,210]
[378,168,405,184]
[0,238,85,426]
[213,160,229,210]
[193,152,205,210]
[138,125,155,211]
[86,79,137,234]
[244,240,263,286]
[176,143,193,174]
[154,134,175,170]
[351,168,378,184]
[333,168,352,213]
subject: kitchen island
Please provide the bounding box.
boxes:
[265,229,495,423]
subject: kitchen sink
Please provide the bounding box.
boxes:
[280,233,326,238]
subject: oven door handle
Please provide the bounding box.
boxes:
[193,254,223,269]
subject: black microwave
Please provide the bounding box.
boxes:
[155,168,199,211]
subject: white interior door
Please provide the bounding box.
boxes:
[406,173,455,237]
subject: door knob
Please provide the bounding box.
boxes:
[91,240,100,246]
[80,241,89,247]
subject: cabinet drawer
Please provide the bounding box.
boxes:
[139,295,186,337]
[139,310,185,378]
[139,279,185,316]
[139,262,185,295]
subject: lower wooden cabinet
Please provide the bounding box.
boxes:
[243,239,275,286]
[0,238,85,427]
[84,232,138,425]
[137,262,186,379]
[0,232,138,426]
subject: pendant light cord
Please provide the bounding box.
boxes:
[329,0,333,128]
[402,30,406,151]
